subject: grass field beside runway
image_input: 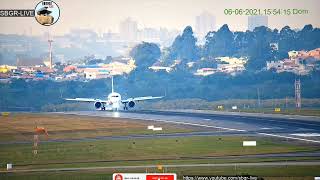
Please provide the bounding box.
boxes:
[0,113,194,142]
[0,136,318,169]
[231,108,320,117]
[160,108,320,117]
[145,98,320,117]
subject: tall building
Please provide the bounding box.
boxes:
[119,18,138,42]
[48,39,53,69]
[138,28,160,43]
[248,16,268,31]
[195,12,216,40]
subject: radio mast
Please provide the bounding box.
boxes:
[48,33,53,69]
[295,79,301,109]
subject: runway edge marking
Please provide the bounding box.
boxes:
[258,132,320,143]
[129,117,247,132]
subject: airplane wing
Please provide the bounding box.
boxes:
[121,96,163,103]
[65,98,108,103]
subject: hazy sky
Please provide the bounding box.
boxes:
[0,0,319,35]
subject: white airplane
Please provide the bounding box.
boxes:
[65,77,163,111]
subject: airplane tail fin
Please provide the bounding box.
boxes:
[111,76,114,93]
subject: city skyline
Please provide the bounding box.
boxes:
[0,0,320,36]
[248,15,268,31]
[195,11,216,40]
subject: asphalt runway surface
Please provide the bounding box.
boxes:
[55,110,320,144]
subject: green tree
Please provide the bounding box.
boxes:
[169,26,199,62]
[279,26,297,53]
[246,26,274,71]
[130,42,161,70]
[297,24,317,50]
[203,24,235,58]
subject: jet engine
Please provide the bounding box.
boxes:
[128,101,135,108]
[94,101,102,109]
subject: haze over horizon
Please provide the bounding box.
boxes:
[0,0,320,36]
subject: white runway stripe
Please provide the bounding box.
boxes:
[203,118,211,121]
[258,133,320,143]
[291,133,320,137]
[130,117,247,132]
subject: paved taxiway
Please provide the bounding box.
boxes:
[55,110,320,144]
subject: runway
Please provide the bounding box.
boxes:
[55,110,320,144]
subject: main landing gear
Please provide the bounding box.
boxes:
[123,103,128,110]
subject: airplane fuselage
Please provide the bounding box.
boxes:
[106,92,122,110]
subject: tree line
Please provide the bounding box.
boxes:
[131,24,320,71]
